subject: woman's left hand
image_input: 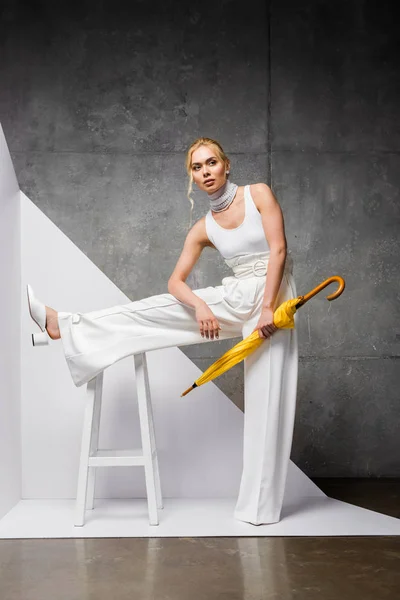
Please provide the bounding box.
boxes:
[252,307,278,339]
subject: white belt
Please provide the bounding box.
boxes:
[224,251,293,280]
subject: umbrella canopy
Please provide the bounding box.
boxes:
[181,276,345,397]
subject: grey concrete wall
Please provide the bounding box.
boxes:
[1,0,398,476]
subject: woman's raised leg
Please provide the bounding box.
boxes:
[57,284,248,388]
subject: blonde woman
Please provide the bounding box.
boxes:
[27,137,298,526]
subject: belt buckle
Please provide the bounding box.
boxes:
[252,259,267,277]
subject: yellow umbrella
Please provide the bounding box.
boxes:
[181,275,345,397]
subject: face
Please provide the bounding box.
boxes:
[190,145,229,193]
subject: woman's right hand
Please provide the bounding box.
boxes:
[195,302,222,340]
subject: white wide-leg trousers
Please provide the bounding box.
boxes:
[57,253,298,525]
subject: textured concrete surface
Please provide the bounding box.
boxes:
[1,0,399,475]
[294,357,400,477]
[271,0,399,152]
[0,480,399,600]
[272,151,400,358]
[1,0,268,153]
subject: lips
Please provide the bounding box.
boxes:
[204,179,215,184]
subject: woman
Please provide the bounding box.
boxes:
[27,136,298,526]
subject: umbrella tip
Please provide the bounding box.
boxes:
[181,385,194,397]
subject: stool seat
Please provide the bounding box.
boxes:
[74,352,163,527]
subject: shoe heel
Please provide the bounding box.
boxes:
[32,331,49,346]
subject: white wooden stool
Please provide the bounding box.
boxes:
[74,352,163,526]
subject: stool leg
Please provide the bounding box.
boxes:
[74,376,98,527]
[134,354,159,526]
[86,371,104,510]
[142,354,163,510]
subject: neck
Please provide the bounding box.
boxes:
[207,179,238,212]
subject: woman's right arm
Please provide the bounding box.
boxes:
[168,219,222,340]
[167,218,209,308]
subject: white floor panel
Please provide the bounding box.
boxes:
[0,497,399,538]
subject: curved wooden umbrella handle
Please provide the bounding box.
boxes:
[297,276,345,306]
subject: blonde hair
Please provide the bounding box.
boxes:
[185,137,230,229]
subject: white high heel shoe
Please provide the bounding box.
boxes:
[27,284,50,346]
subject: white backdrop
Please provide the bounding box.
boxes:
[0,124,21,519]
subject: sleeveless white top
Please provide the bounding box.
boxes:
[205,184,270,260]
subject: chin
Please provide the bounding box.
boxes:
[209,180,223,190]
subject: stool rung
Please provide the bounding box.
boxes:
[89,449,145,467]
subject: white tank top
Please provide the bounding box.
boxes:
[205,184,270,260]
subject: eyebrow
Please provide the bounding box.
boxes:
[191,156,218,167]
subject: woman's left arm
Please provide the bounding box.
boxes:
[251,183,287,338]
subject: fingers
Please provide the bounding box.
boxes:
[200,319,221,340]
[259,324,278,339]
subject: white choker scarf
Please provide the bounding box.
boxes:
[207,180,238,212]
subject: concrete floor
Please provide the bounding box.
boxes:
[0,479,399,600]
